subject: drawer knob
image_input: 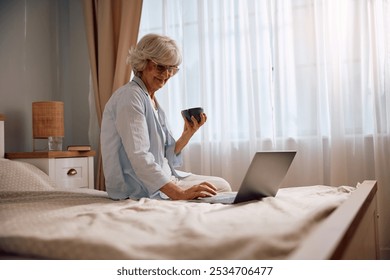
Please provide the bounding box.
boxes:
[67,168,78,176]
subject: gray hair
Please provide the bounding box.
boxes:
[127,34,182,77]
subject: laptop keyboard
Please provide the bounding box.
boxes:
[194,192,237,204]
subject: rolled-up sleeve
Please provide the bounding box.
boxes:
[165,133,183,168]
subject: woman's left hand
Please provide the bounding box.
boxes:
[174,112,207,154]
[183,112,207,135]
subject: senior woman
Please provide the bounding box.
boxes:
[101,34,231,200]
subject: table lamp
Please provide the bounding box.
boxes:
[32,101,64,151]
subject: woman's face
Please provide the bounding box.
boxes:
[142,60,175,95]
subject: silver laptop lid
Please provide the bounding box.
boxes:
[234,151,296,203]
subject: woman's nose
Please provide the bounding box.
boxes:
[161,69,172,78]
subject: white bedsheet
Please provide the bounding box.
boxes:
[0,185,355,260]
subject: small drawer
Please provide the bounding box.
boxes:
[55,157,89,188]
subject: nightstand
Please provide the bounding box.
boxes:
[5,151,96,189]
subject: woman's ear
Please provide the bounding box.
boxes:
[145,60,153,72]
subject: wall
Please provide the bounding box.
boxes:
[0,0,90,152]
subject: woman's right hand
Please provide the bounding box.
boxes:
[160,181,217,200]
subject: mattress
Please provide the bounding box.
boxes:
[0,159,355,259]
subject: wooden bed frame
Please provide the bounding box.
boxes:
[289,180,379,259]
[0,116,379,260]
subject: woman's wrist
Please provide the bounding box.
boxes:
[175,132,192,154]
[160,181,184,200]
[181,128,195,139]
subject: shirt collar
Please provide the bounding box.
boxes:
[132,76,149,96]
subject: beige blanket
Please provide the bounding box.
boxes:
[0,185,354,260]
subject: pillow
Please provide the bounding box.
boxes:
[0,158,56,191]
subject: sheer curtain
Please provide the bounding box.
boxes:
[138,0,389,257]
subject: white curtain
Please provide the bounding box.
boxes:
[138,0,390,256]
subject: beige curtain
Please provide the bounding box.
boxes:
[83,0,143,190]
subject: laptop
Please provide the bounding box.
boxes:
[194,151,296,204]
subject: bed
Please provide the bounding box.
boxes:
[0,116,379,260]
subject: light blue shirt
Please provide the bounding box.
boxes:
[101,76,186,200]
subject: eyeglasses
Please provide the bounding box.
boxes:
[150,59,179,76]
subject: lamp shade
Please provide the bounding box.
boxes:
[32,101,64,139]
